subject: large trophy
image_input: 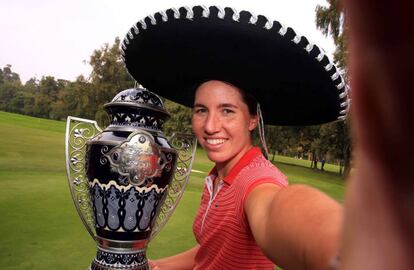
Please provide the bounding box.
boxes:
[65,87,197,270]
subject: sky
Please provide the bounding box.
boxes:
[0,0,334,83]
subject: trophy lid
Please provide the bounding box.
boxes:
[104,88,169,115]
[103,88,170,132]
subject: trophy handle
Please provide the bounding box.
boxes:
[150,132,197,240]
[65,116,102,242]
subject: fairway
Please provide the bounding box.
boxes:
[0,111,345,269]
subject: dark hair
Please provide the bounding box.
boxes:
[238,86,258,116]
[194,80,258,116]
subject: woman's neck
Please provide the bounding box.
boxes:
[215,145,253,179]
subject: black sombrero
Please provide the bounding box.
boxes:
[121,5,350,126]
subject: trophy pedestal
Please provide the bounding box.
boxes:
[89,247,150,270]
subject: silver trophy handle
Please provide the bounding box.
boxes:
[65,116,102,242]
[150,132,197,240]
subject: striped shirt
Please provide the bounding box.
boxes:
[193,147,288,269]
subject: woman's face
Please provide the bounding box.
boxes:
[192,80,258,167]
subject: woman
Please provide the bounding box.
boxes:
[122,5,347,270]
[148,80,342,270]
[121,3,414,269]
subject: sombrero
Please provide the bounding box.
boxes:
[121,5,350,126]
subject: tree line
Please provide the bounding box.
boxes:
[0,2,351,176]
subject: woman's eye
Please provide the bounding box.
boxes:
[193,108,207,114]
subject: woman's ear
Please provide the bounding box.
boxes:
[249,115,259,131]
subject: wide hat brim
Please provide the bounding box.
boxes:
[121,5,350,126]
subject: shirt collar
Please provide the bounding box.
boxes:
[207,147,262,185]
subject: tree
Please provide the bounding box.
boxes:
[22,78,38,116]
[0,68,4,84]
[2,64,21,84]
[266,126,298,162]
[315,0,348,70]
[316,0,352,177]
[9,91,25,114]
[51,75,95,120]
[163,99,192,136]
[0,65,23,113]
[317,121,352,175]
[86,37,134,126]
[0,82,21,112]
[31,76,59,118]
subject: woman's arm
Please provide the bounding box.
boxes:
[247,2,414,268]
[341,1,414,269]
[245,183,343,270]
[149,244,199,270]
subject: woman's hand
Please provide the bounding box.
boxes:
[342,1,414,269]
[148,259,160,270]
[145,245,199,270]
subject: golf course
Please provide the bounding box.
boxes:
[0,111,345,269]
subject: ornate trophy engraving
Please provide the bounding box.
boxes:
[65,88,197,270]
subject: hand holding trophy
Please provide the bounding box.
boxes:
[65,88,197,270]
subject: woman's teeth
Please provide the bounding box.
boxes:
[206,139,226,145]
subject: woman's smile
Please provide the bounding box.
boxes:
[205,138,228,146]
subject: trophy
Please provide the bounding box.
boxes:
[65,87,197,270]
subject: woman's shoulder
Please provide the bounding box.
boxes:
[236,154,288,187]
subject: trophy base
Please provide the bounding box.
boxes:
[88,247,150,270]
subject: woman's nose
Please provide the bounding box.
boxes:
[204,113,220,134]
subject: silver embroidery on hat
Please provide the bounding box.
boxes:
[293,35,302,44]
[133,24,139,35]
[249,12,258,24]
[318,54,326,62]
[172,7,180,19]
[306,43,314,53]
[184,6,194,20]
[264,19,273,30]
[217,6,225,19]
[159,10,168,22]
[139,19,147,30]
[325,63,333,71]
[231,7,240,22]
[278,25,287,36]
[201,5,210,18]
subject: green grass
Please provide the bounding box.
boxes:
[271,154,342,174]
[0,111,345,269]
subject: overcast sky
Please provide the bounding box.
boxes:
[0,0,333,83]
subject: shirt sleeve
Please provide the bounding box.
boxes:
[244,177,287,202]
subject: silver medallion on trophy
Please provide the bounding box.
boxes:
[65,88,196,270]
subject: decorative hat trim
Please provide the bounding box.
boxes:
[121,5,350,122]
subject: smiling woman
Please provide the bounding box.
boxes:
[189,80,291,270]
[121,5,347,270]
[149,79,343,270]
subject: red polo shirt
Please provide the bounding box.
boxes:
[193,147,288,269]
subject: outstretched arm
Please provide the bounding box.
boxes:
[245,183,343,270]
[341,0,414,269]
